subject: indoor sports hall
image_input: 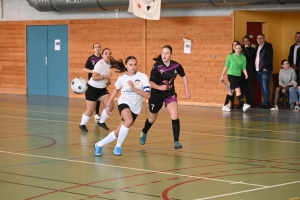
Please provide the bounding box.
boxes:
[0,0,300,199]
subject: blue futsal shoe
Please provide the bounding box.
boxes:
[174,141,182,149]
[139,131,147,145]
[113,146,122,156]
[94,143,102,156]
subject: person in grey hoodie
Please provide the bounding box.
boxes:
[271,59,296,110]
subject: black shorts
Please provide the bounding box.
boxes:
[118,104,138,123]
[148,94,177,113]
[228,75,242,90]
[85,84,109,101]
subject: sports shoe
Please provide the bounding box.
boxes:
[94,143,102,156]
[222,105,231,112]
[243,104,251,112]
[174,141,182,149]
[139,131,147,145]
[293,105,300,111]
[97,122,109,131]
[271,105,278,111]
[113,146,122,156]
[79,125,88,132]
[94,114,101,120]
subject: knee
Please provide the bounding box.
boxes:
[148,115,157,123]
[123,119,133,127]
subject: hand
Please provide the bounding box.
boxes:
[244,74,248,79]
[105,105,110,115]
[293,81,298,87]
[160,85,167,91]
[105,71,112,78]
[127,80,134,89]
[220,78,224,82]
[186,91,191,99]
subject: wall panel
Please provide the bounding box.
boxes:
[0,16,233,106]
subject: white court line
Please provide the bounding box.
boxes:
[0,150,265,188]
[1,107,299,136]
[195,180,300,200]
[1,114,300,144]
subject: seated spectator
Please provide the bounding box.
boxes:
[271,59,297,110]
[289,81,300,111]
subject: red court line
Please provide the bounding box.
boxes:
[161,171,300,200]
[150,180,162,183]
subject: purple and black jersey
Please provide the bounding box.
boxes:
[85,54,102,79]
[150,60,185,97]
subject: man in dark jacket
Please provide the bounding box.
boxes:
[255,34,273,109]
[288,32,300,83]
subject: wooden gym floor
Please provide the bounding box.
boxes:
[0,94,299,200]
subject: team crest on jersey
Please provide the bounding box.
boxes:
[92,60,95,65]
[159,69,164,74]
[134,79,141,87]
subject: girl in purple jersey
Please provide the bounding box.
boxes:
[139,45,191,149]
[84,43,102,120]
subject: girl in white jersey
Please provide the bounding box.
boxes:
[94,56,150,156]
[79,48,120,132]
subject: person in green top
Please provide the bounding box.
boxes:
[220,43,251,112]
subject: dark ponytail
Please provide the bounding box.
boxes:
[110,57,127,73]
[109,56,137,73]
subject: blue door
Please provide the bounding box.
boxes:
[27,26,48,95]
[27,25,69,97]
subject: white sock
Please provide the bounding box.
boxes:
[80,114,90,125]
[96,131,117,147]
[99,109,109,123]
[116,125,129,147]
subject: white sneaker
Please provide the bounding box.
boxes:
[293,105,300,111]
[222,105,231,112]
[271,105,278,111]
[243,104,251,112]
[94,114,101,120]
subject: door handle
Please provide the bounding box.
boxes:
[43,57,47,65]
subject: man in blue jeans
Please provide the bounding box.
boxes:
[255,34,273,109]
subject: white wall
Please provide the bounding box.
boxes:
[1,0,300,21]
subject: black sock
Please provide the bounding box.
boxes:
[95,101,100,115]
[172,119,180,142]
[142,118,153,134]
[237,95,244,106]
[224,94,233,106]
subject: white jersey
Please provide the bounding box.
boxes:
[88,59,110,88]
[115,72,150,114]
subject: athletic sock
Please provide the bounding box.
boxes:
[96,131,117,147]
[80,114,90,125]
[224,94,233,106]
[99,108,109,123]
[172,119,180,142]
[116,125,129,147]
[142,118,153,134]
[237,95,244,107]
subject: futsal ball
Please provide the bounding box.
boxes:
[71,77,88,94]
